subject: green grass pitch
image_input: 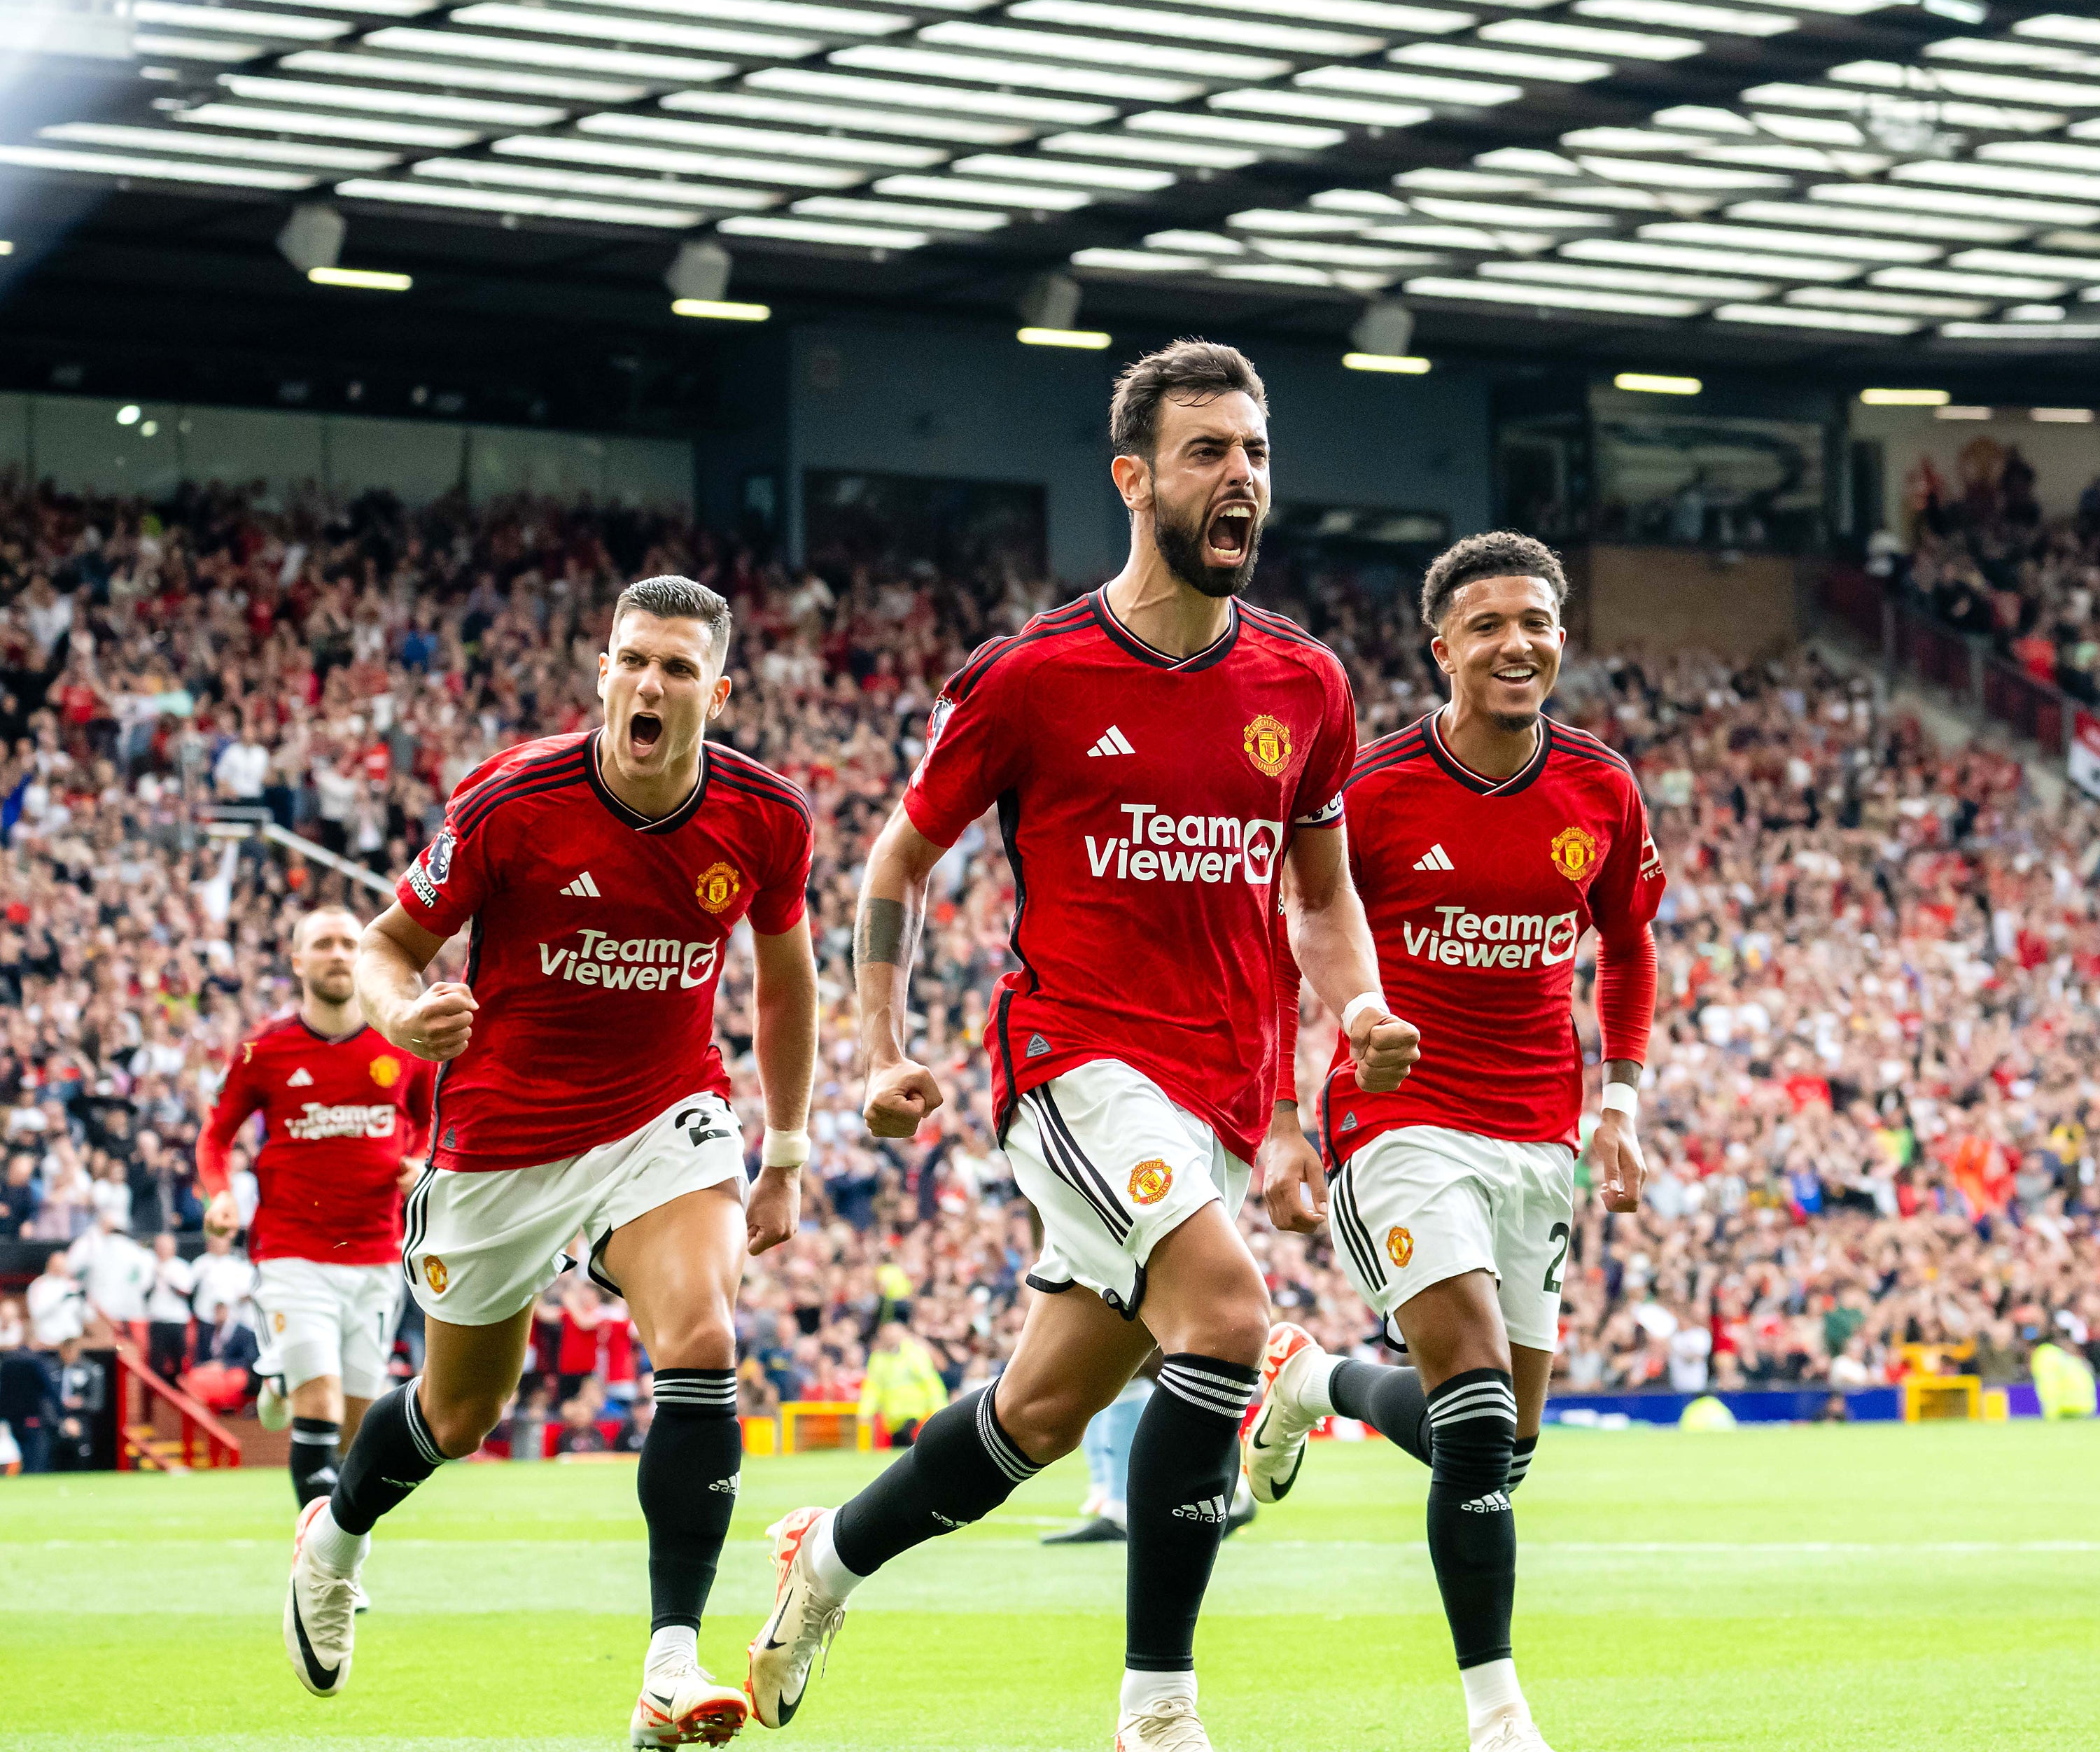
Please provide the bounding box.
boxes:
[3,1420,2096,1751]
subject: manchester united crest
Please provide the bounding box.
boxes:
[1128,1158,1173,1206]
[370,1054,402,1089]
[1242,714,1292,777]
[1385,1225,1413,1269]
[424,1256,449,1294]
[1550,825,1599,883]
[695,861,741,914]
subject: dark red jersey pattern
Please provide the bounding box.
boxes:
[1320,710,1665,1156]
[396,730,813,1173]
[904,589,1356,1164]
[197,1018,435,1266]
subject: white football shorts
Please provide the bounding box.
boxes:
[1327,1124,1576,1354]
[1005,1058,1252,1319]
[401,1090,748,1328]
[253,1257,402,1401]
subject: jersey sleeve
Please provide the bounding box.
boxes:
[749,803,815,936]
[1291,659,1357,829]
[396,773,500,940]
[1588,776,1667,944]
[902,640,1030,849]
[195,1042,265,1196]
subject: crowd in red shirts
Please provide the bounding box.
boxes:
[1,474,2096,1443]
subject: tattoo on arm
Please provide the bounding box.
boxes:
[1603,1059,1642,1086]
[855,894,920,973]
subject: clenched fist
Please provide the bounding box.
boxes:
[864,1055,944,1139]
[1348,1007,1420,1093]
[400,981,477,1061]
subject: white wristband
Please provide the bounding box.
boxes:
[761,1128,811,1169]
[1600,1083,1639,1119]
[1340,992,1389,1036]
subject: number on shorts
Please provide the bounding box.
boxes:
[1543,1221,1572,1294]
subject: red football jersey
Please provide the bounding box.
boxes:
[1319,710,1665,1154]
[197,1018,436,1266]
[904,590,1356,1163]
[396,731,813,1173]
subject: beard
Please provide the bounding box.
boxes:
[1489,706,1542,736]
[304,971,356,1005]
[1153,498,1261,600]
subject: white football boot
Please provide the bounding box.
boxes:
[630,1662,749,1746]
[1113,1697,1213,1752]
[1474,1715,1555,1752]
[283,1497,359,1697]
[745,1508,847,1730]
[1242,1322,1325,1504]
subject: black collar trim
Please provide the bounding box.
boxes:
[586,729,708,834]
[1424,709,1551,798]
[1088,589,1240,672]
[298,1018,368,1047]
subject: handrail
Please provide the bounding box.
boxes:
[113,1340,242,1470]
[204,806,393,898]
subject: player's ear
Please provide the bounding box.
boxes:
[595,651,610,701]
[708,673,732,720]
[1429,632,1454,675]
[1110,451,1151,514]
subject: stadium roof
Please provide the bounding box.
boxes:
[6,0,2100,385]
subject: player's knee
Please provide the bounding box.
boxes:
[1183,1273,1270,1370]
[987,1380,1091,1464]
[643,1309,736,1372]
[421,1392,507,1459]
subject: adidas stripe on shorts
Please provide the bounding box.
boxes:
[1004,1058,1251,1319]
[401,1090,747,1327]
[1327,1124,1575,1354]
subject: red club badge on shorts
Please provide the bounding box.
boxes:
[1549,825,1598,883]
[1128,1159,1172,1206]
[1385,1225,1413,1269]
[272,1310,287,1334]
[695,861,741,914]
[424,1256,449,1294]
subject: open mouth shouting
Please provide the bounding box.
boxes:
[1205,500,1256,568]
[628,711,664,761]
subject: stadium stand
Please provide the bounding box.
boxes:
[1,472,2096,1470]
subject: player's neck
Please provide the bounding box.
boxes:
[299,992,361,1039]
[1438,697,1541,780]
[596,734,703,822]
[1102,556,1233,659]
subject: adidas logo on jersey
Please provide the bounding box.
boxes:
[1413,843,1455,872]
[1172,1494,1229,1524]
[1087,725,1135,758]
[286,1067,314,1088]
[559,871,601,898]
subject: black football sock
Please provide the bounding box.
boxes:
[638,1369,743,1632]
[832,1386,1039,1576]
[1328,1359,1432,1467]
[1423,1368,1519,1669]
[288,1417,342,1506]
[1124,1354,1258,1674]
[330,1377,447,1536]
[1506,1433,1538,1494]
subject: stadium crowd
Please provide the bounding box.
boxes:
[1884,437,2100,706]
[1,472,2097,1471]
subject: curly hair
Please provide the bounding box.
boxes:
[1419,532,1569,630]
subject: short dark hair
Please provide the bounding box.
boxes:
[612,574,734,663]
[1420,532,1569,630]
[1110,338,1267,461]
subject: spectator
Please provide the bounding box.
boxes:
[144,1232,196,1381]
[25,1252,85,1350]
[857,1319,948,1447]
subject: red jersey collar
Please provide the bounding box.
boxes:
[584,729,709,834]
[1088,589,1241,672]
[1423,708,1551,798]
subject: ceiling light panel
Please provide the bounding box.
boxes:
[1009,0,1383,57]
[872,173,1093,209]
[38,122,394,171]
[447,3,819,57]
[220,74,567,125]
[1039,132,1259,169]
[1404,274,1703,316]
[743,69,1114,125]
[1636,220,1940,262]
[1479,258,1772,297]
[1726,200,2028,243]
[660,90,1023,143]
[0,142,317,188]
[1949,247,2100,279]
[1562,236,1862,279]
[132,34,267,61]
[361,25,736,82]
[568,0,911,30]
[1869,266,2070,298]
[1896,161,2100,202]
[1575,0,1794,34]
[1941,321,2100,339]
[1478,17,1702,58]
[1786,287,1990,317]
[830,45,1206,101]
[1173,0,1474,24]
[1297,64,1522,105]
[1131,111,1343,149]
[498,135,867,186]
[1714,303,1917,334]
[1806,182,2100,227]
[792,195,1007,229]
[281,50,645,101]
[914,22,1289,80]
[1070,247,1212,270]
[580,113,944,167]
[176,102,483,149]
[1145,229,1245,252]
[1211,89,1433,127]
[1389,43,1614,81]
[133,2,348,38]
[1827,59,2100,109]
[1409,196,1611,226]
[951,153,1175,190]
[415,157,779,206]
[340,175,705,225]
